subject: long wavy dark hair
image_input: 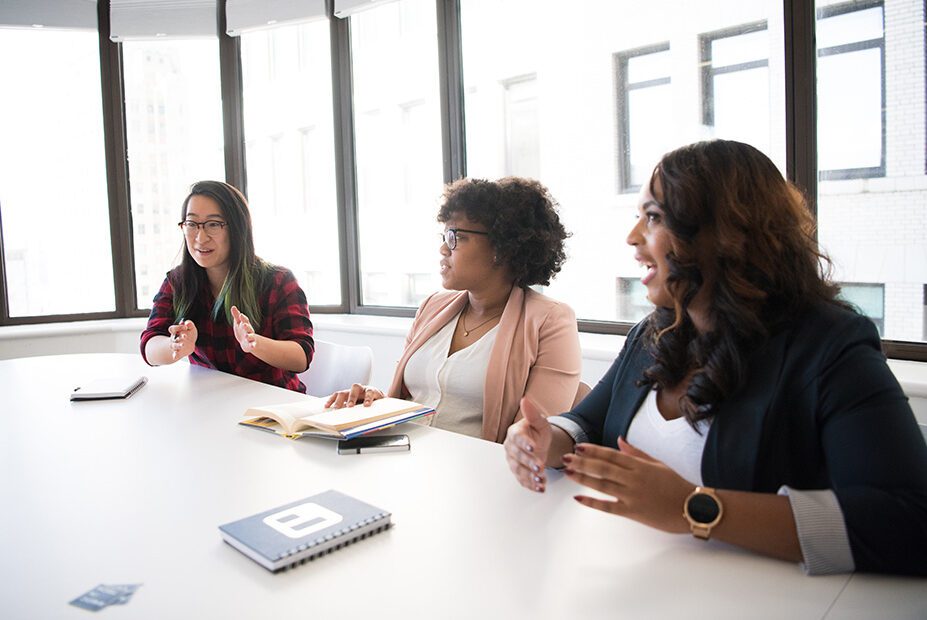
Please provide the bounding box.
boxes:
[172,180,272,325]
[642,140,849,425]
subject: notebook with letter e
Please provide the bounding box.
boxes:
[70,376,148,401]
[218,490,391,572]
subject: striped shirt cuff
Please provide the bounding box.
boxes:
[547,415,588,446]
[778,486,855,575]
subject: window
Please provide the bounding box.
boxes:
[700,22,774,160]
[241,21,342,305]
[616,278,651,323]
[816,0,925,345]
[460,0,786,323]
[616,44,673,191]
[0,27,114,317]
[503,75,540,179]
[816,1,885,178]
[838,283,885,335]
[123,39,225,310]
[351,0,443,307]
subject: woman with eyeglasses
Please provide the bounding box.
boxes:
[140,180,314,392]
[326,177,581,443]
[503,140,927,576]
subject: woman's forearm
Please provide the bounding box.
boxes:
[249,336,308,373]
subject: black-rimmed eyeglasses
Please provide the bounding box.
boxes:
[441,228,488,250]
[179,220,227,236]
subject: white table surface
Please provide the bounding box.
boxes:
[1,354,924,619]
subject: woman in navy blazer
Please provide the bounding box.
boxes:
[504,140,927,576]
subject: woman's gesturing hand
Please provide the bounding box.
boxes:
[564,437,692,534]
[504,397,552,493]
[231,306,257,353]
[168,320,197,361]
[325,384,385,408]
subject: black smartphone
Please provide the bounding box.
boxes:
[337,434,410,455]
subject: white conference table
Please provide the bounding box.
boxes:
[1,354,924,619]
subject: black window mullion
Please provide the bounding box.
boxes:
[0,208,8,323]
[98,0,137,317]
[437,0,465,183]
[784,0,817,216]
[218,1,247,196]
[330,0,360,314]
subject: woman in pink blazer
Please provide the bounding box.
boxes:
[328,177,581,443]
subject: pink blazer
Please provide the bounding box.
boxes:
[388,287,581,443]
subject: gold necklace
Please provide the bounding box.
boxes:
[462,307,502,337]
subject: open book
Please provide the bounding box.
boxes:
[240,396,434,440]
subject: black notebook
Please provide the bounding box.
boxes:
[218,490,391,572]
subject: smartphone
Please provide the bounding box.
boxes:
[337,434,410,455]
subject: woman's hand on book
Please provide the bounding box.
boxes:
[504,397,553,493]
[325,384,385,408]
[168,320,197,361]
[231,306,258,353]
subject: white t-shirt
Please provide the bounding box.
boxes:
[625,389,711,486]
[403,312,498,438]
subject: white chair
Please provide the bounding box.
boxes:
[299,339,374,398]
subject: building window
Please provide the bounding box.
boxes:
[616,277,652,324]
[351,0,443,308]
[838,282,885,335]
[816,0,885,179]
[700,22,772,156]
[615,44,673,192]
[503,74,540,179]
[122,38,225,310]
[241,21,342,306]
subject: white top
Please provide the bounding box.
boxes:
[403,312,498,438]
[625,388,711,486]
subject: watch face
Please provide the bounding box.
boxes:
[687,493,720,524]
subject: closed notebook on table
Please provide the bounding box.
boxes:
[70,376,148,401]
[218,490,391,572]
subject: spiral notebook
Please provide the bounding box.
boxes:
[218,490,391,572]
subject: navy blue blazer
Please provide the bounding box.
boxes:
[563,302,927,575]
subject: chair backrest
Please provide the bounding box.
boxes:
[572,381,592,408]
[299,339,374,398]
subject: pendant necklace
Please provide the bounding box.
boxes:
[462,306,502,337]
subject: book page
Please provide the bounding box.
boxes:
[242,398,328,434]
[302,398,424,432]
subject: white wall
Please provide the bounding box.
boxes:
[1,316,924,425]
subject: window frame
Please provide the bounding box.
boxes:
[699,21,770,129]
[815,0,886,180]
[614,42,671,194]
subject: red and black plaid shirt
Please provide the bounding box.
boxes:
[140,266,314,393]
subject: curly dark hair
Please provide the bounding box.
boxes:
[437,177,569,287]
[642,140,849,426]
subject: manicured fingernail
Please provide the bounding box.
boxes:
[525,444,534,453]
[575,445,586,454]
[533,475,542,483]
[573,495,584,503]
[531,464,539,473]
[564,467,575,475]
[562,454,574,463]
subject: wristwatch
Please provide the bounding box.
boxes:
[683,486,723,540]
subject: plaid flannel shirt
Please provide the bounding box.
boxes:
[140,266,314,393]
